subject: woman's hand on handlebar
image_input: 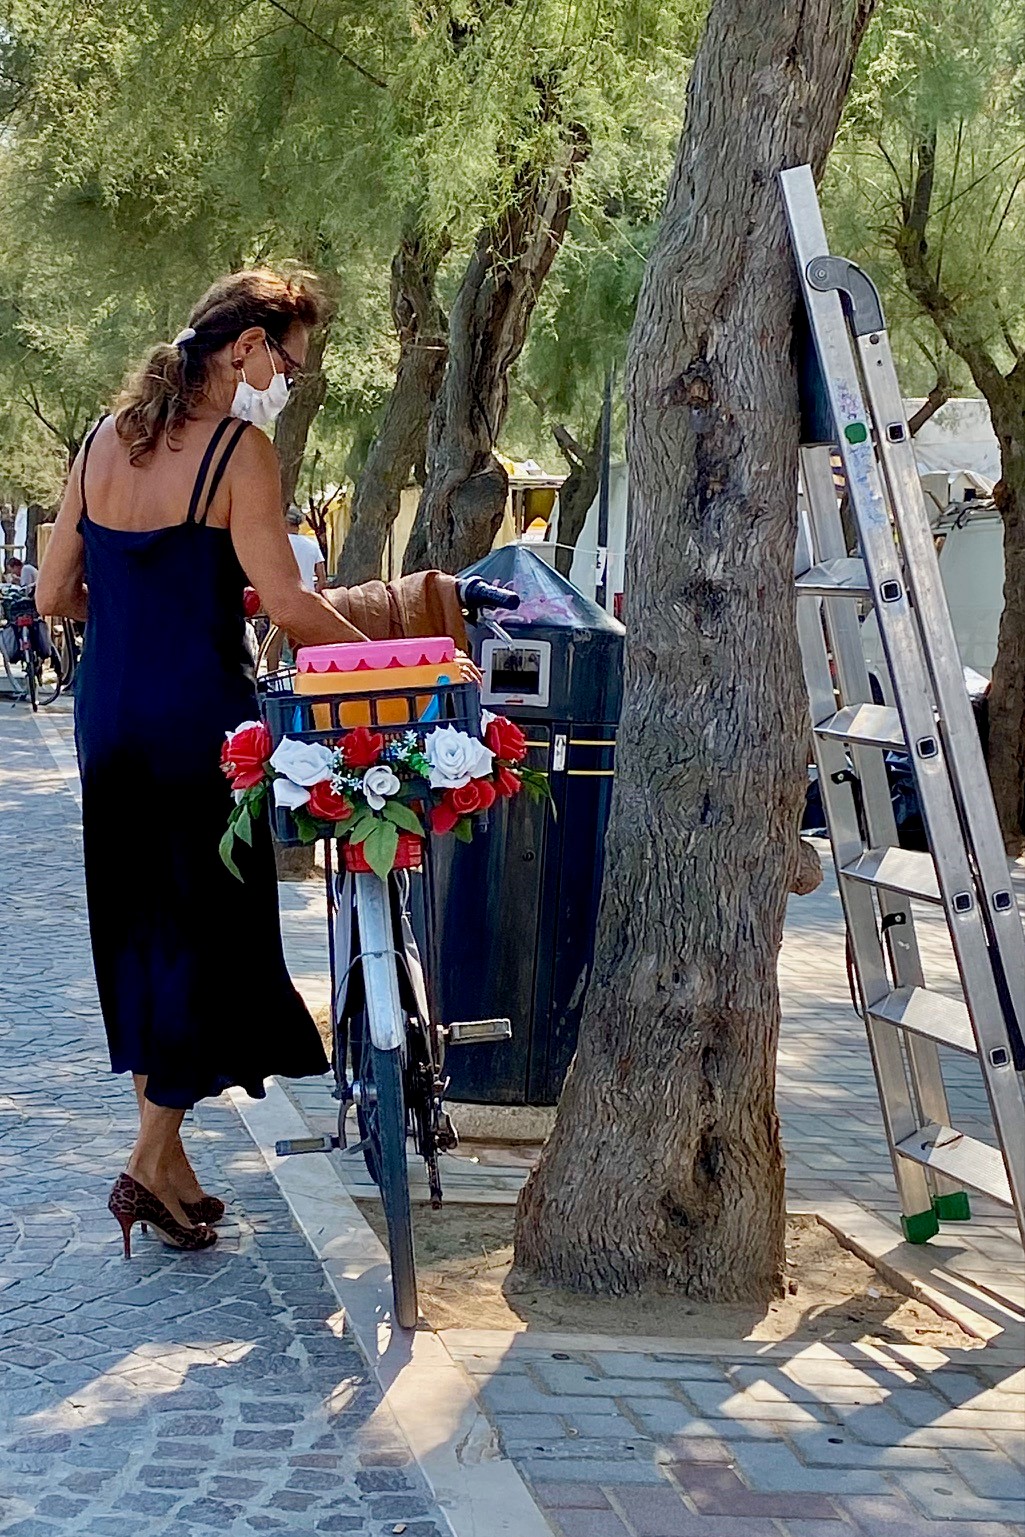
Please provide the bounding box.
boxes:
[454,649,483,686]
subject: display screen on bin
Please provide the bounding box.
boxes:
[490,646,543,695]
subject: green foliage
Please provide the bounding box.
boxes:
[826,0,1025,390]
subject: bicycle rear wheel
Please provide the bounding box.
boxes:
[24,646,38,710]
[34,645,62,707]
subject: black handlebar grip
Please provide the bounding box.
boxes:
[460,577,521,611]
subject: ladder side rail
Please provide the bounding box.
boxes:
[853,334,1025,1059]
[782,164,1025,1236]
[801,447,960,1175]
[796,592,937,1239]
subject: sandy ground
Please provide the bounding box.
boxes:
[358,1202,969,1345]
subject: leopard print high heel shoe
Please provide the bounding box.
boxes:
[108,1173,217,1257]
[182,1195,226,1226]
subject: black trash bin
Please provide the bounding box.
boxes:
[430,546,624,1105]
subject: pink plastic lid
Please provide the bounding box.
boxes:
[296,637,456,674]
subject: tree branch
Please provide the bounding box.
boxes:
[22,386,65,446]
[907,373,953,436]
[896,133,1006,402]
[261,0,387,88]
[552,422,588,468]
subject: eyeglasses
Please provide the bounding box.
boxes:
[268,336,305,386]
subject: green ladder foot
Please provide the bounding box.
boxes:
[902,1208,940,1244]
[933,1191,972,1222]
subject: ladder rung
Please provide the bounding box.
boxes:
[842,847,940,903]
[815,703,905,752]
[895,1124,1013,1207]
[796,557,870,597]
[868,987,976,1056]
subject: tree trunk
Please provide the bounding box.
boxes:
[403,127,588,575]
[986,396,1025,849]
[274,321,332,512]
[552,417,602,578]
[25,504,46,565]
[336,233,448,586]
[896,139,1025,849]
[514,0,876,1303]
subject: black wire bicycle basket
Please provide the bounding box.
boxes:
[259,670,482,846]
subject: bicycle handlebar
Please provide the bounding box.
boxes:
[458,577,520,612]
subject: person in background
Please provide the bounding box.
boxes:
[286,505,325,592]
[6,556,38,591]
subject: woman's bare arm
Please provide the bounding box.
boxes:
[35,449,89,622]
[228,428,365,644]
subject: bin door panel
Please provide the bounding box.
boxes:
[532,725,616,1104]
[432,728,552,1104]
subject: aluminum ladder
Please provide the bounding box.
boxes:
[781,164,1025,1247]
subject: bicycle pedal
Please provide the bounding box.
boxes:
[274,1135,340,1156]
[446,1017,512,1046]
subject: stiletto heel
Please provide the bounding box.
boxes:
[108,1173,216,1255]
[115,1211,134,1259]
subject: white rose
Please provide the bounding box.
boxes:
[269,737,336,787]
[424,726,494,789]
[362,764,400,811]
[273,777,311,810]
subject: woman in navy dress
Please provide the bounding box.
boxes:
[37,270,366,1255]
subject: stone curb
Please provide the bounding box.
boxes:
[228,1080,555,1537]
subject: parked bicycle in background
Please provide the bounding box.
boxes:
[0,582,64,709]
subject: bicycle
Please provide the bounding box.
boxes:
[263,577,520,1328]
[0,585,62,710]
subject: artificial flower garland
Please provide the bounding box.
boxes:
[219,714,549,879]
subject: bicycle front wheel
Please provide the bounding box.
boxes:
[367,1042,418,1330]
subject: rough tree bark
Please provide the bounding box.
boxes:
[336,232,449,585]
[514,0,876,1302]
[552,417,602,578]
[274,320,332,512]
[403,122,589,575]
[897,136,1025,849]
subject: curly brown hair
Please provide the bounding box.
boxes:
[115,268,327,464]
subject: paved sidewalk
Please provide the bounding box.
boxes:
[0,708,456,1537]
[17,702,1025,1537]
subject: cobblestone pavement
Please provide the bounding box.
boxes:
[447,1335,1025,1536]
[0,708,455,1537]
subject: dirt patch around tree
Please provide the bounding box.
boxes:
[357,1201,970,1345]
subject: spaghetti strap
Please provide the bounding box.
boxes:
[77,416,108,526]
[196,420,248,526]
[186,418,234,526]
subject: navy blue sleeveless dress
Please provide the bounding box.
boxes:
[74,417,329,1108]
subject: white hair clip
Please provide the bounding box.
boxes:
[172,327,197,349]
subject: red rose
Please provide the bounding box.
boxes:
[494,766,522,800]
[430,776,497,836]
[485,715,527,763]
[448,777,497,817]
[431,802,461,836]
[307,780,353,823]
[340,726,384,768]
[222,721,272,790]
[243,587,262,619]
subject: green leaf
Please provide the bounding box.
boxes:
[453,817,474,843]
[292,809,321,845]
[382,800,424,833]
[218,826,243,881]
[362,819,399,878]
[347,811,380,846]
[235,806,254,846]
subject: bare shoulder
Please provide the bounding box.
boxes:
[229,422,279,478]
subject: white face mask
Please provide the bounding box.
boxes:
[231,341,291,427]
